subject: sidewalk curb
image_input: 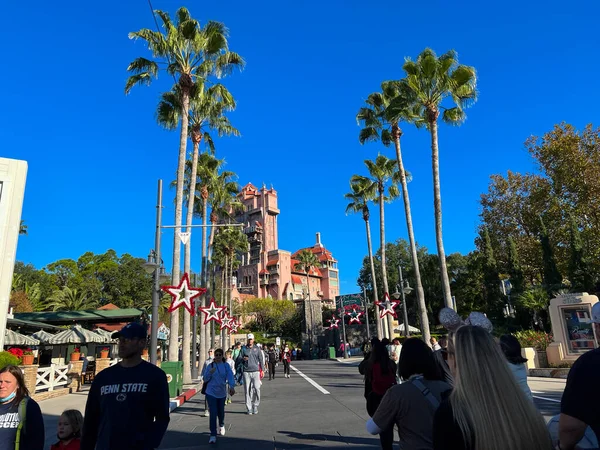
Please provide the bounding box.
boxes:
[169,382,202,412]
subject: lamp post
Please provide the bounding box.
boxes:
[392,266,413,338]
[362,286,371,341]
[143,181,163,366]
[303,286,314,358]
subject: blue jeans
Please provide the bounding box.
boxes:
[205,394,225,436]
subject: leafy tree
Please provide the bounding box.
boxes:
[294,249,321,348]
[9,291,33,313]
[517,287,550,331]
[19,220,27,235]
[480,228,503,318]
[46,287,99,311]
[345,177,382,339]
[398,48,477,309]
[539,217,562,292]
[352,155,400,338]
[357,81,430,344]
[240,298,297,334]
[507,236,525,296]
[126,6,243,361]
[568,216,592,292]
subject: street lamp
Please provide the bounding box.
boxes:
[392,266,413,337]
[303,286,314,358]
[144,249,164,365]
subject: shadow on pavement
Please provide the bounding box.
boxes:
[277,430,378,448]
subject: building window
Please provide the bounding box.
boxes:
[329,270,338,279]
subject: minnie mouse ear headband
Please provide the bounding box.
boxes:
[438,308,493,334]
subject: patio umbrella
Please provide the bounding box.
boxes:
[4,329,40,346]
[394,323,421,333]
[47,325,106,345]
[31,329,55,344]
[93,328,116,343]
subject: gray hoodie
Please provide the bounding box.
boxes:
[237,345,265,373]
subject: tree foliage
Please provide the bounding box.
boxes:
[240,298,298,335]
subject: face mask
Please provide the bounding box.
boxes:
[0,390,17,403]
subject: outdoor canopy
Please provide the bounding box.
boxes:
[47,325,107,345]
[4,329,40,346]
[394,323,421,333]
[93,328,116,343]
[31,329,55,344]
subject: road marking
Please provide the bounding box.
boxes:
[532,391,561,403]
[290,365,330,395]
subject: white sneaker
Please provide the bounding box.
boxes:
[219,426,226,436]
[204,410,210,417]
[209,436,216,444]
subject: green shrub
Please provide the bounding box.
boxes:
[515,330,553,351]
[0,351,20,370]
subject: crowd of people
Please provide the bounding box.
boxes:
[360,304,600,450]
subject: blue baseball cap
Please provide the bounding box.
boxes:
[112,322,147,340]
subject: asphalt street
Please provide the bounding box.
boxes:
[159,359,565,449]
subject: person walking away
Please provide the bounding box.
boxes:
[236,334,265,415]
[432,324,552,450]
[499,334,532,401]
[430,337,442,351]
[0,365,44,450]
[81,322,170,450]
[201,349,215,417]
[367,338,450,450]
[51,410,83,450]
[432,336,453,387]
[267,345,277,380]
[281,345,292,379]
[232,343,242,362]
[202,349,236,444]
[224,351,235,405]
[558,302,600,450]
[365,340,397,450]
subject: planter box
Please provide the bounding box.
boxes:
[536,350,549,368]
[529,368,570,379]
[21,355,34,365]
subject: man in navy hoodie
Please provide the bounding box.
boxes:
[81,322,170,450]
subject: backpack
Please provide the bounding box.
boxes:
[15,397,29,450]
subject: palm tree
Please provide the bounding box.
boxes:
[294,249,321,352]
[396,48,477,309]
[19,220,27,235]
[357,82,431,344]
[47,287,98,311]
[518,287,550,331]
[208,171,242,259]
[126,7,244,361]
[158,83,238,382]
[344,178,382,339]
[352,155,400,338]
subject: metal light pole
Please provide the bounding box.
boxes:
[191,271,199,380]
[395,266,412,338]
[340,306,348,359]
[149,180,163,365]
[362,286,370,341]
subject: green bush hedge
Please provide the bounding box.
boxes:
[0,351,20,370]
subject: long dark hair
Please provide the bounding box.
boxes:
[0,365,29,404]
[398,338,441,381]
[368,340,394,375]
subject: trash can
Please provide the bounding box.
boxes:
[328,346,336,360]
[162,361,183,398]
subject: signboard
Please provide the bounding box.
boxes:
[335,293,364,310]
[276,337,281,346]
[0,158,28,350]
[562,306,596,354]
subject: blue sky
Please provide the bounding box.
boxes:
[5,0,600,295]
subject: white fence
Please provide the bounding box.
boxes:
[36,364,70,392]
[109,359,119,367]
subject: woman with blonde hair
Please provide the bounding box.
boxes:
[433,324,553,450]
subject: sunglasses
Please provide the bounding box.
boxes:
[214,353,223,356]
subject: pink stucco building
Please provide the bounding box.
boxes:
[233,183,339,304]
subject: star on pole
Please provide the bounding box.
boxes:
[199,298,227,325]
[375,292,400,319]
[161,272,206,316]
[220,311,234,332]
[327,315,340,330]
[346,306,364,325]
[230,318,240,333]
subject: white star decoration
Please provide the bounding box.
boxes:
[199,298,227,325]
[327,315,340,330]
[375,292,400,319]
[220,311,234,331]
[230,318,240,333]
[161,272,206,316]
[346,307,364,325]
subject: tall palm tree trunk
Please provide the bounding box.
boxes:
[306,272,314,356]
[430,120,453,309]
[364,217,382,339]
[168,87,190,361]
[200,194,209,368]
[378,189,392,339]
[182,140,200,382]
[393,128,431,343]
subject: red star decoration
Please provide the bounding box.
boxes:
[346,307,364,324]
[199,298,227,325]
[230,318,240,333]
[220,311,234,331]
[161,272,206,315]
[375,292,400,319]
[327,315,340,330]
